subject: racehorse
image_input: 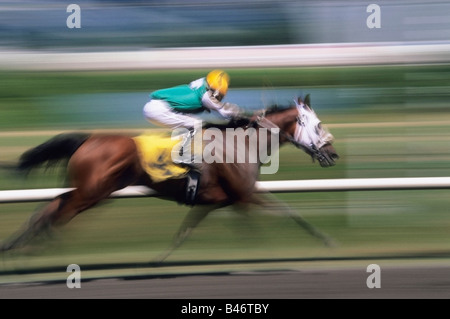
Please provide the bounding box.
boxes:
[0,95,339,261]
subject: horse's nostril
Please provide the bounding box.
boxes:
[331,153,339,160]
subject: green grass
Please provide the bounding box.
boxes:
[2,64,449,97]
[2,64,450,129]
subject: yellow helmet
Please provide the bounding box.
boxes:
[206,70,230,97]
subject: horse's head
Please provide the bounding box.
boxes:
[260,94,339,167]
[289,95,338,167]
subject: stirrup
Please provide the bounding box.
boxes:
[175,159,202,171]
[185,170,200,205]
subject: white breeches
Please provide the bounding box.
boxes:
[143,99,230,130]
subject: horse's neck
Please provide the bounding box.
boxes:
[260,108,296,145]
[265,107,297,129]
[254,112,288,165]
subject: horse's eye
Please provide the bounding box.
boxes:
[315,124,322,134]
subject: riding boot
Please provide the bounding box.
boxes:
[173,128,202,170]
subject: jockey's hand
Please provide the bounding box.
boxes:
[249,109,266,122]
[221,102,243,119]
[221,104,253,127]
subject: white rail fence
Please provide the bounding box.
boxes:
[0,177,449,204]
[2,42,450,71]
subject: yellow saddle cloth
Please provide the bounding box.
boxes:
[133,132,189,183]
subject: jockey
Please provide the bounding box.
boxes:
[143,70,244,166]
[143,69,243,131]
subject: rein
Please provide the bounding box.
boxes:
[252,111,304,150]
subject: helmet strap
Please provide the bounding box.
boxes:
[210,88,222,100]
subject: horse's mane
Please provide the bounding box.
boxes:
[202,103,297,130]
[264,103,296,115]
[203,118,250,130]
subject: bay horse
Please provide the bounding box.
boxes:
[0,95,339,261]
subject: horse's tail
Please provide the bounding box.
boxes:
[17,132,90,174]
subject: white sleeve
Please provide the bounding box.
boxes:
[201,91,240,118]
[201,90,224,111]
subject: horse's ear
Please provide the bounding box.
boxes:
[304,94,311,107]
[297,94,311,106]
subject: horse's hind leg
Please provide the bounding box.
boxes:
[0,189,104,252]
[0,191,69,251]
[1,136,140,253]
[0,204,55,252]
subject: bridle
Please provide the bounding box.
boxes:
[251,103,333,164]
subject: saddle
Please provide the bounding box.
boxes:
[133,132,201,205]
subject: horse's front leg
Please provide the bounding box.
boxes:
[250,192,337,248]
[152,203,225,263]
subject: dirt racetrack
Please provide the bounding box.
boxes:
[1,262,449,300]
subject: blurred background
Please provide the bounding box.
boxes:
[1,0,450,48]
[0,0,449,278]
